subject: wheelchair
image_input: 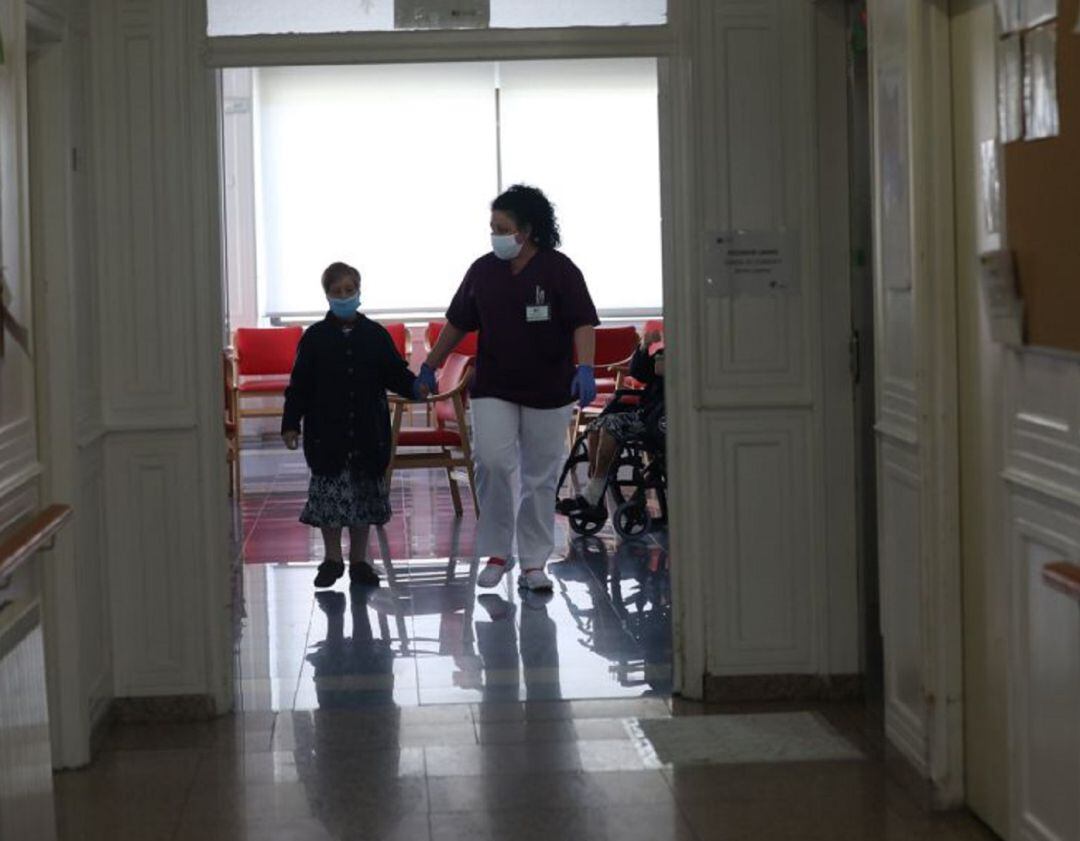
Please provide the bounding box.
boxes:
[555,389,668,540]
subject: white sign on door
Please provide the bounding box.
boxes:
[704,230,798,297]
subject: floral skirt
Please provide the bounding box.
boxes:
[300,468,392,529]
[587,410,647,444]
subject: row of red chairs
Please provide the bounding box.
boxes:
[224,319,663,501]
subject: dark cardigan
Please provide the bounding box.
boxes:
[282,314,417,478]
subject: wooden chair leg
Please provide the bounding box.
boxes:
[446,455,464,517]
[467,463,480,518]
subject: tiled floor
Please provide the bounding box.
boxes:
[233,448,672,709]
[52,446,1000,840]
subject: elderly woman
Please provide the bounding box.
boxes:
[421,185,598,591]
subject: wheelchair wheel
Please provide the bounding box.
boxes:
[607,447,645,508]
[614,498,652,539]
[569,505,608,536]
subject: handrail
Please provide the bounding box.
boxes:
[0,505,73,580]
[1042,561,1080,603]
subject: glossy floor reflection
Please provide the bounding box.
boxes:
[54,700,1000,841]
[235,450,672,711]
[52,448,1001,840]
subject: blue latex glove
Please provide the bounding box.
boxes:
[571,365,597,408]
[415,362,438,399]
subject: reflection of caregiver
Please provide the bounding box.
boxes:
[421,185,599,592]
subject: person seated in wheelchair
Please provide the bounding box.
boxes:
[556,328,665,517]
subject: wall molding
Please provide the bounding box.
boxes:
[204,24,676,68]
[704,672,862,702]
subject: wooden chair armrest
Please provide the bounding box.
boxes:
[224,347,239,388]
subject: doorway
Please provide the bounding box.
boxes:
[219,57,673,712]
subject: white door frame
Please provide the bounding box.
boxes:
[199,14,713,696]
[867,0,964,805]
[26,2,91,768]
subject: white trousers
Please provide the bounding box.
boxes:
[471,398,572,570]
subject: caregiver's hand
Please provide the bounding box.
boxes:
[282,430,299,450]
[417,362,438,396]
[571,365,596,408]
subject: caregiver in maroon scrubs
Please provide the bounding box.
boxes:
[420,185,599,592]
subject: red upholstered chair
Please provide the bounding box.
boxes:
[228,326,303,441]
[568,325,640,440]
[424,320,478,363]
[384,322,410,361]
[422,321,478,425]
[386,353,478,518]
[593,325,640,393]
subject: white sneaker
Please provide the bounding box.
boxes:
[477,556,515,589]
[518,568,554,591]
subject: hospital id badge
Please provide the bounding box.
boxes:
[526,305,551,322]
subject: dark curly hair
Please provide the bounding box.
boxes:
[491,184,561,250]
[321,261,360,293]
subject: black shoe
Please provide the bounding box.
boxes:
[349,562,380,588]
[314,560,345,588]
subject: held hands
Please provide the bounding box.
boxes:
[415,362,438,400]
[571,365,597,409]
[282,430,300,450]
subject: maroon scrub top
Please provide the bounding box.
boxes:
[446,249,600,410]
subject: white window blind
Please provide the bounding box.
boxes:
[253,59,662,317]
[498,59,662,311]
[256,63,497,316]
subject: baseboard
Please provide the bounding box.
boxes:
[88,697,115,756]
[111,694,218,723]
[703,673,864,703]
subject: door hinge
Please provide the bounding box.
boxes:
[849,329,861,384]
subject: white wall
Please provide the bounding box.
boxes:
[10,0,869,765]
[868,0,965,802]
[88,0,231,709]
[950,1,1010,834]
[0,0,61,831]
[928,1,1080,835]
[70,0,865,725]
[667,0,859,694]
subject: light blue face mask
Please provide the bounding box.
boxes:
[328,293,360,319]
[491,233,524,261]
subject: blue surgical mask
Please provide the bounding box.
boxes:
[328,293,360,319]
[491,233,524,261]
